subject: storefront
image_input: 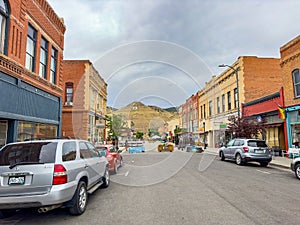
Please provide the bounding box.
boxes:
[286,105,300,148]
[0,71,61,146]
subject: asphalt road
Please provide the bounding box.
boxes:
[2,143,300,225]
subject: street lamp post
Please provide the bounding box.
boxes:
[218,64,240,118]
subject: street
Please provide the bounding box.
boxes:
[2,143,300,225]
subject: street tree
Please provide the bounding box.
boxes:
[105,114,126,140]
[226,115,266,139]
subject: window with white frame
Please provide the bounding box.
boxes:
[222,94,225,112]
[0,0,8,54]
[227,91,231,110]
[26,24,37,72]
[209,100,213,116]
[65,82,73,104]
[234,88,238,109]
[293,69,300,98]
[217,97,220,114]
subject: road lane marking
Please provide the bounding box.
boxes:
[256,169,271,174]
[125,171,129,176]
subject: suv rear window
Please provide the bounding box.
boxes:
[247,140,267,147]
[0,142,57,166]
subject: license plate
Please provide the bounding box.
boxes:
[256,150,264,153]
[8,176,25,185]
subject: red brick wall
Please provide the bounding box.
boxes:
[242,56,283,103]
[280,35,300,107]
[2,0,65,97]
[62,60,89,139]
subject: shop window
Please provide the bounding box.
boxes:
[25,24,37,72]
[39,37,48,79]
[50,47,57,84]
[0,0,8,54]
[293,69,300,98]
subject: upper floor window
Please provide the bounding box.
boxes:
[203,104,206,119]
[65,82,73,104]
[0,0,8,54]
[50,47,57,84]
[217,97,220,114]
[227,91,231,110]
[26,24,37,72]
[209,100,213,116]
[234,88,238,109]
[222,94,225,112]
[293,69,300,98]
[39,37,48,79]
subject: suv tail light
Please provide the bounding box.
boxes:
[242,146,249,152]
[53,164,67,185]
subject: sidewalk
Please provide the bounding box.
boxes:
[204,147,292,169]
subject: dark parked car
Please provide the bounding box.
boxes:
[218,138,272,166]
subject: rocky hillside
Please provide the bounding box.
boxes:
[112,102,179,135]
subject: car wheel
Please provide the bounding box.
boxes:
[69,181,88,215]
[101,167,110,188]
[220,151,225,161]
[260,162,268,167]
[295,164,300,180]
[235,153,243,165]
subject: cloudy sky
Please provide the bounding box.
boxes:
[47,0,300,109]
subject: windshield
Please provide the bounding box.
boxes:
[0,142,57,166]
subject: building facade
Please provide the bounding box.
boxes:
[0,0,65,147]
[62,60,107,143]
[280,35,300,149]
[242,88,286,150]
[198,56,283,148]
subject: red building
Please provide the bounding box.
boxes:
[0,0,65,146]
[242,87,286,150]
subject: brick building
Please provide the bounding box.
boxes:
[62,60,107,143]
[198,56,283,148]
[0,0,65,146]
[280,35,300,149]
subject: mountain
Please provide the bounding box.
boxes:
[112,102,179,135]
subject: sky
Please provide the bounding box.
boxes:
[47,0,300,109]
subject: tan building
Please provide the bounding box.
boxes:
[62,60,107,143]
[198,56,283,148]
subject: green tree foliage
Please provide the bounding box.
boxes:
[105,115,126,140]
[226,116,266,139]
[136,131,144,139]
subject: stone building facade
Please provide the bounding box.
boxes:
[0,0,65,146]
[62,60,107,143]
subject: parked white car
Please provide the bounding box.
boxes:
[290,157,300,179]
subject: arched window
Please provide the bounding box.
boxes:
[0,0,8,54]
[292,69,300,98]
[65,82,74,105]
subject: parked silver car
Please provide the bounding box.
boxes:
[290,157,300,179]
[0,138,109,217]
[218,138,272,166]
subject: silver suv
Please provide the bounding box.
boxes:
[0,138,109,217]
[219,138,272,166]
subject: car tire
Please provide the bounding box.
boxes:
[295,164,300,180]
[235,153,243,165]
[220,151,225,161]
[260,162,268,167]
[69,181,88,215]
[101,167,110,188]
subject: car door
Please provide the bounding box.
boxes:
[223,139,234,157]
[86,142,107,178]
[79,142,100,187]
[231,139,241,157]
